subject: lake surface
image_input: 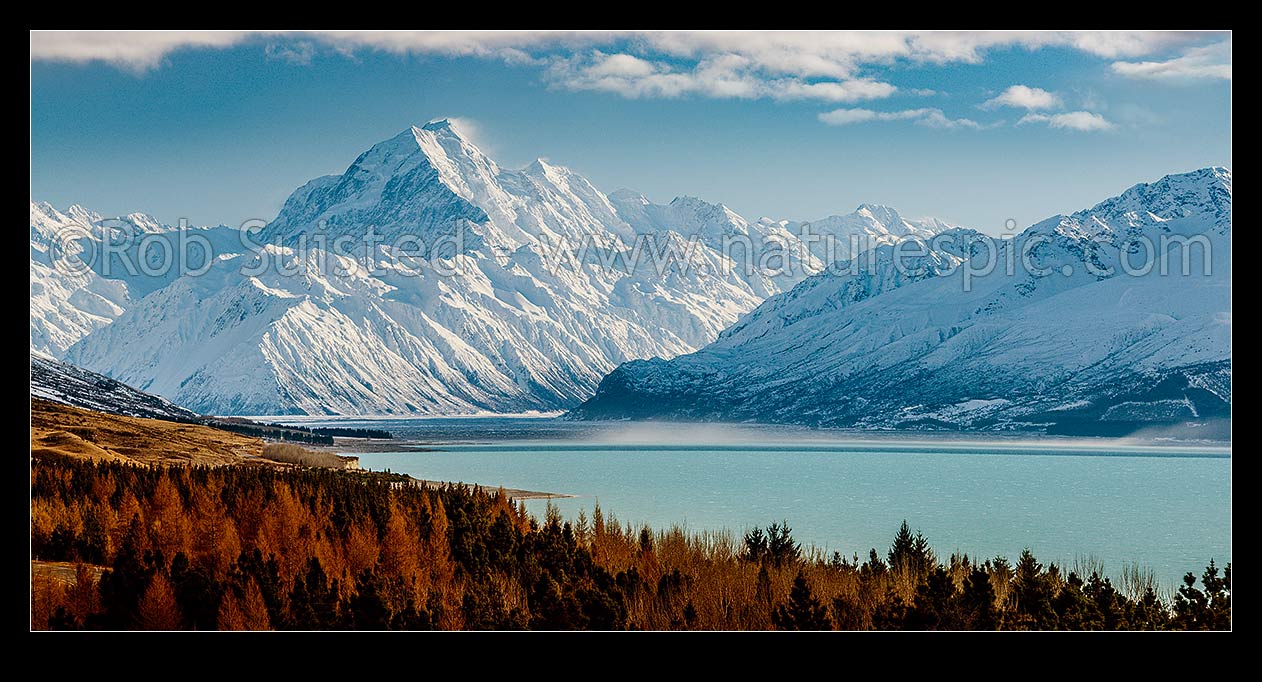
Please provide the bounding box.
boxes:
[282,417,1231,588]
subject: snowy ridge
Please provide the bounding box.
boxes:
[569,168,1232,432]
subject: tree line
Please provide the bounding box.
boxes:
[307,426,394,440]
[196,420,394,445]
[201,420,336,445]
[30,453,1229,630]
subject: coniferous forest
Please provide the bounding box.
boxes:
[30,452,1230,631]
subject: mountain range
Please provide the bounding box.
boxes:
[33,120,952,415]
[569,167,1232,433]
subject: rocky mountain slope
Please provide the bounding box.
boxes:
[31,353,200,421]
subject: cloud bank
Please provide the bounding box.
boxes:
[32,29,1226,78]
[30,30,1228,130]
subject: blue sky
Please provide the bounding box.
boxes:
[30,31,1231,234]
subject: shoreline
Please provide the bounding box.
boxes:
[400,476,572,500]
[309,437,572,500]
[310,437,440,453]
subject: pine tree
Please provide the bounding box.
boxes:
[888,520,933,577]
[766,521,801,568]
[888,520,916,569]
[638,527,655,557]
[169,551,222,630]
[97,515,154,629]
[962,566,998,630]
[742,526,768,564]
[348,570,393,630]
[1173,560,1232,630]
[831,593,865,630]
[907,567,954,630]
[1012,549,1057,629]
[773,572,832,630]
[755,565,773,606]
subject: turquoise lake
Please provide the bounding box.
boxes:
[285,417,1231,588]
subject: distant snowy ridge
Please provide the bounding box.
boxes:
[35,119,952,415]
[31,353,200,421]
[568,167,1232,433]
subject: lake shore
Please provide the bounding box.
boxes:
[402,476,572,500]
[311,437,439,453]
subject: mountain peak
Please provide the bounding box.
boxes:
[1190,165,1230,182]
[855,203,904,224]
[608,188,650,205]
[65,204,103,227]
[391,119,475,152]
[418,118,470,140]
[1069,165,1233,236]
[30,200,61,219]
[524,158,585,187]
[669,195,726,211]
[524,157,559,175]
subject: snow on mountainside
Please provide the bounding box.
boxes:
[30,202,240,355]
[31,202,132,356]
[569,168,1232,433]
[31,353,199,421]
[45,120,950,415]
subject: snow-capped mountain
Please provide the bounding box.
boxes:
[568,168,1232,433]
[41,120,950,415]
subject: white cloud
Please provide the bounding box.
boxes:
[918,110,984,129]
[982,85,1061,110]
[1017,111,1114,132]
[639,30,1214,72]
[26,30,596,71]
[819,107,982,129]
[900,30,1212,62]
[772,78,898,102]
[29,30,254,72]
[1112,40,1231,81]
[546,52,898,102]
[265,41,316,65]
[818,108,886,125]
[1058,31,1208,59]
[584,52,656,78]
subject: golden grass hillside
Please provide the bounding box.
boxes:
[31,398,262,466]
